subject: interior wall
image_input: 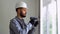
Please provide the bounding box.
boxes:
[0,0,39,34]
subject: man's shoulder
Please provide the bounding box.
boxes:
[10,17,17,24]
[10,17,16,21]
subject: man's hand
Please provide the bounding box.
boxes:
[29,17,39,27]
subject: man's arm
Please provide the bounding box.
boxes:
[26,23,33,33]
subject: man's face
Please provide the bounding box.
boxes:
[17,7,27,18]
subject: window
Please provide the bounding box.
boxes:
[40,0,57,34]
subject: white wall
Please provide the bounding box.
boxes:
[0,0,39,34]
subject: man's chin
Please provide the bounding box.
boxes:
[22,16,26,18]
[20,14,26,18]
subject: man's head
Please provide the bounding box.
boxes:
[15,2,28,18]
[16,7,27,18]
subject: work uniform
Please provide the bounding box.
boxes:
[9,16,35,34]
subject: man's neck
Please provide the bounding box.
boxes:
[17,15,23,19]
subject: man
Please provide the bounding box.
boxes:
[9,1,38,34]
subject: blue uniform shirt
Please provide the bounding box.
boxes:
[9,16,35,34]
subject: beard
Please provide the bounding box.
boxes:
[20,11,26,18]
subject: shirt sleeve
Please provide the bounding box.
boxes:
[26,23,33,33]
